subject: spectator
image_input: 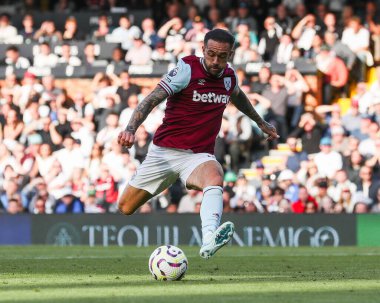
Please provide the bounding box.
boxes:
[292,14,318,52]
[184,5,200,31]
[328,169,357,202]
[356,166,380,203]
[26,178,56,214]
[141,17,160,49]
[132,125,152,163]
[85,143,103,183]
[0,178,28,210]
[83,186,104,213]
[284,68,309,128]
[223,103,253,171]
[275,4,293,35]
[341,99,361,135]
[62,17,84,41]
[177,189,202,213]
[82,42,108,67]
[125,33,152,65]
[54,135,85,177]
[95,163,118,212]
[341,16,372,81]
[207,7,222,30]
[3,46,30,70]
[113,70,140,112]
[344,149,365,185]
[292,185,318,213]
[273,34,294,64]
[262,74,289,141]
[54,187,84,214]
[96,111,122,150]
[352,191,372,213]
[33,42,59,69]
[185,15,210,44]
[6,198,24,214]
[285,136,308,172]
[315,45,348,104]
[230,1,258,34]
[0,13,18,44]
[34,20,62,44]
[234,21,258,49]
[3,108,24,143]
[157,17,187,56]
[324,31,356,71]
[233,34,261,65]
[258,16,282,62]
[92,14,111,41]
[19,14,36,43]
[151,41,176,64]
[277,169,299,203]
[57,43,82,66]
[358,122,379,157]
[250,65,271,94]
[314,137,343,179]
[109,15,141,50]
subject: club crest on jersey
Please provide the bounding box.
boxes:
[224,77,232,91]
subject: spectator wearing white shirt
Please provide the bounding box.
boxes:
[0,13,18,44]
[125,33,152,65]
[314,137,343,179]
[109,15,141,50]
[96,112,122,151]
[33,42,59,69]
[291,14,318,51]
[53,136,85,178]
[341,17,372,81]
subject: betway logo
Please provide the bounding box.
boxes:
[192,90,230,104]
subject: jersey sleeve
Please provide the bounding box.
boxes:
[158,59,191,96]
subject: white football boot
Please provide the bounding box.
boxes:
[199,221,235,259]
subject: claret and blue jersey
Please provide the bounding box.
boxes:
[154,55,238,154]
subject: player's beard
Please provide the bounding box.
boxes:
[205,63,223,76]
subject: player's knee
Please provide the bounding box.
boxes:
[205,175,223,187]
[118,199,136,216]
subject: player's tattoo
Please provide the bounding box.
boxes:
[125,86,168,134]
[230,87,265,126]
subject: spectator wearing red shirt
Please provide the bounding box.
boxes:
[95,163,118,212]
[292,185,318,213]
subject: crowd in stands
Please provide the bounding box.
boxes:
[0,0,380,215]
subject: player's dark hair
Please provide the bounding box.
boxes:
[204,28,235,49]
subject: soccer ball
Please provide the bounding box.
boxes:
[148,245,188,281]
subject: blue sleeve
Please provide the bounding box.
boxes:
[158,59,191,96]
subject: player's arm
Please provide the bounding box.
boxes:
[230,86,279,141]
[118,85,168,148]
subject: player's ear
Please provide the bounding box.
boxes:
[228,49,235,61]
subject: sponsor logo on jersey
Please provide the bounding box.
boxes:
[192,90,230,104]
[224,77,232,91]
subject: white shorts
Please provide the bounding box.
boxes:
[129,144,217,195]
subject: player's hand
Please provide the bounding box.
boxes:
[258,121,279,141]
[118,130,135,148]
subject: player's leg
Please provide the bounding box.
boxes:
[186,160,235,259]
[118,185,153,215]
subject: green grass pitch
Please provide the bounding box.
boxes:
[1,246,380,303]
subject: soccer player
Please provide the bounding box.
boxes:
[118,28,279,259]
